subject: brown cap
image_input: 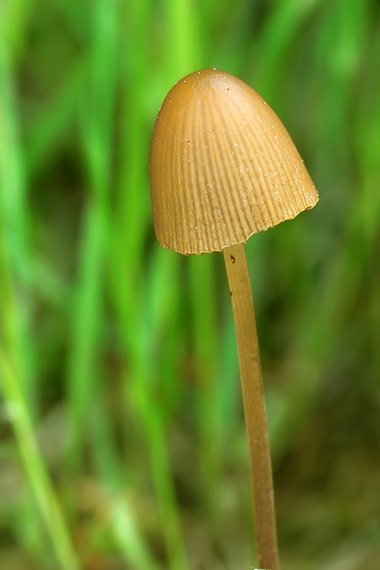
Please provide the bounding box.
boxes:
[150,69,319,255]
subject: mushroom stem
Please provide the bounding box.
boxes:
[223,242,279,570]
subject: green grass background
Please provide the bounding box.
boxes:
[1,0,380,568]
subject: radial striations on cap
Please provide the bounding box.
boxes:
[149,69,319,255]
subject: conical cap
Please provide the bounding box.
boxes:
[150,69,318,255]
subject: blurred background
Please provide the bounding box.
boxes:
[1,0,380,568]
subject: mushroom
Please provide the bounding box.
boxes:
[149,69,319,570]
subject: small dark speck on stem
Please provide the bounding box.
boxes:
[230,255,235,263]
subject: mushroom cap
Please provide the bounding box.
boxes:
[150,69,319,255]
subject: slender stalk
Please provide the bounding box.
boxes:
[223,242,279,570]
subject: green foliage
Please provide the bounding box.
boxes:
[0,0,380,568]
